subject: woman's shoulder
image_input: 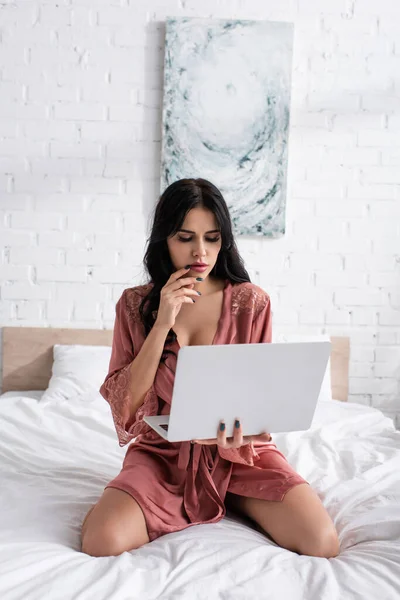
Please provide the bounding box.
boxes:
[230,280,270,317]
[120,283,154,321]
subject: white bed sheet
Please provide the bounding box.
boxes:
[0,389,399,600]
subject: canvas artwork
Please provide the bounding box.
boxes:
[160,17,294,238]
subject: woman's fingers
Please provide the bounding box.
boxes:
[217,419,243,449]
[168,266,192,284]
[168,274,202,303]
[217,421,227,446]
[170,276,201,292]
[194,423,272,448]
[175,288,200,299]
[157,269,200,329]
[253,432,272,442]
[181,297,198,306]
[232,419,243,448]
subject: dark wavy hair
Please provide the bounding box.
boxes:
[138,178,251,361]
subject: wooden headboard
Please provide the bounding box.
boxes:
[1,327,113,393]
[1,327,350,401]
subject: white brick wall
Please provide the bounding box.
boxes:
[0,0,399,427]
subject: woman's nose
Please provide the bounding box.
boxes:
[193,241,206,257]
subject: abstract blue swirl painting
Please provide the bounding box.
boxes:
[160,17,294,238]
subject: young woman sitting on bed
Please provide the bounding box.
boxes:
[81,178,339,559]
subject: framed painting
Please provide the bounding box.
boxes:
[160,17,294,237]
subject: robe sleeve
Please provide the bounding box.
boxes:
[218,293,272,466]
[99,289,158,447]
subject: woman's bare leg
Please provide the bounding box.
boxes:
[81,487,150,557]
[227,483,339,558]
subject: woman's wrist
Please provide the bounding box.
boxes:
[152,320,171,335]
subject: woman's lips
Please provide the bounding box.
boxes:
[190,265,208,272]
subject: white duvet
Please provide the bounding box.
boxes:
[0,390,399,600]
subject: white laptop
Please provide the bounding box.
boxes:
[144,341,331,443]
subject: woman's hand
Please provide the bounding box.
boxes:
[192,420,272,448]
[155,266,201,330]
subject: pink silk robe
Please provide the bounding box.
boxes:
[100,279,307,541]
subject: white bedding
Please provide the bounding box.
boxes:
[0,390,399,600]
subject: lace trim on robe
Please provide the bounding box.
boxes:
[101,362,159,447]
[231,283,269,317]
[100,284,158,447]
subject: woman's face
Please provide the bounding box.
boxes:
[167,207,222,279]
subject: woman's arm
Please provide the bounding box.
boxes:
[101,270,200,446]
[100,289,170,446]
[127,322,170,419]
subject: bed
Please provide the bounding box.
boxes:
[1,327,399,600]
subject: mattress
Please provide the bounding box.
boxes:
[0,390,399,600]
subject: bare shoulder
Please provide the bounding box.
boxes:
[231,281,270,317]
[121,283,153,321]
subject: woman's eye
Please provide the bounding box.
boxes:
[177,236,220,243]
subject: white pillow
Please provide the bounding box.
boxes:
[40,344,112,403]
[272,333,332,403]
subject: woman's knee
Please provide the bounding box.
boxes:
[80,489,150,557]
[81,521,144,557]
[297,525,339,559]
[81,524,119,557]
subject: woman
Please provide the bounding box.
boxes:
[81,178,339,559]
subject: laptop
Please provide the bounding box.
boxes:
[144,341,331,443]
